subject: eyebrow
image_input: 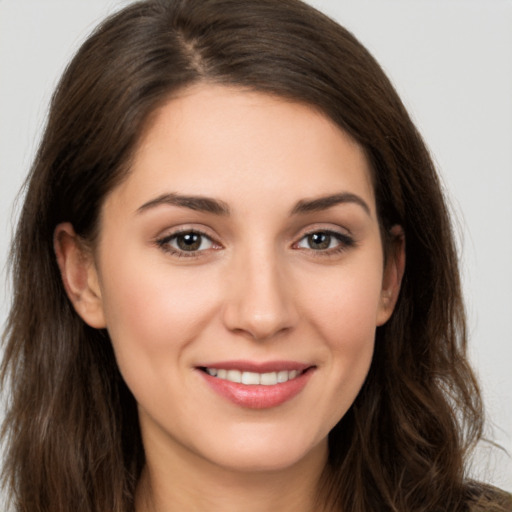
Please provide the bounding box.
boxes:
[290,192,371,216]
[136,193,230,215]
[136,191,371,217]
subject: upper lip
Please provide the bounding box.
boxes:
[196,360,313,373]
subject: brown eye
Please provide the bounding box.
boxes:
[295,230,355,252]
[158,231,215,255]
[298,231,336,250]
[306,232,331,250]
[176,232,203,251]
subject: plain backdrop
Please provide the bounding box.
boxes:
[1,0,511,493]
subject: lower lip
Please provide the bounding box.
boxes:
[198,369,314,409]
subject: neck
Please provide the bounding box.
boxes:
[135,436,331,512]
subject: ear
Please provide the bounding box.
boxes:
[376,225,405,326]
[54,222,106,328]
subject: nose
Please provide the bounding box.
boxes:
[221,249,299,341]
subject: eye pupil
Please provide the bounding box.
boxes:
[308,232,330,250]
[177,233,201,251]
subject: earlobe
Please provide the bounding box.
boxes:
[376,225,405,326]
[54,222,106,329]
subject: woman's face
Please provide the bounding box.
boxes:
[65,84,402,474]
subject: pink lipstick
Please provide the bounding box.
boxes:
[196,360,315,409]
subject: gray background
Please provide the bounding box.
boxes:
[1,0,511,492]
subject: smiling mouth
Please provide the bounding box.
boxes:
[197,363,315,408]
[199,367,306,386]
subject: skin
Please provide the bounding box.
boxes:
[55,84,404,512]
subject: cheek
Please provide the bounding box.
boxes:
[97,247,220,379]
[295,258,383,425]
[300,256,384,345]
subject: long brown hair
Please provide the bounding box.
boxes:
[1,1,509,511]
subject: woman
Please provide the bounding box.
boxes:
[1,0,510,511]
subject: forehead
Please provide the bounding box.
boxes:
[105,84,376,218]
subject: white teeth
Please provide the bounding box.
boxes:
[260,372,277,385]
[277,370,289,383]
[204,368,302,385]
[241,371,261,385]
[226,369,242,383]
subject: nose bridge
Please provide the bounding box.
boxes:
[222,242,298,340]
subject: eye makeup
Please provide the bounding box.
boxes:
[294,229,356,257]
[154,225,358,260]
[155,229,222,258]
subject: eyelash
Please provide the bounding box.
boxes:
[155,228,356,258]
[293,230,356,257]
[155,229,220,258]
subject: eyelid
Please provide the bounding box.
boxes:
[291,225,356,254]
[153,223,356,258]
[292,223,353,242]
[155,226,223,257]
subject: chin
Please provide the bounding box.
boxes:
[194,426,328,474]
